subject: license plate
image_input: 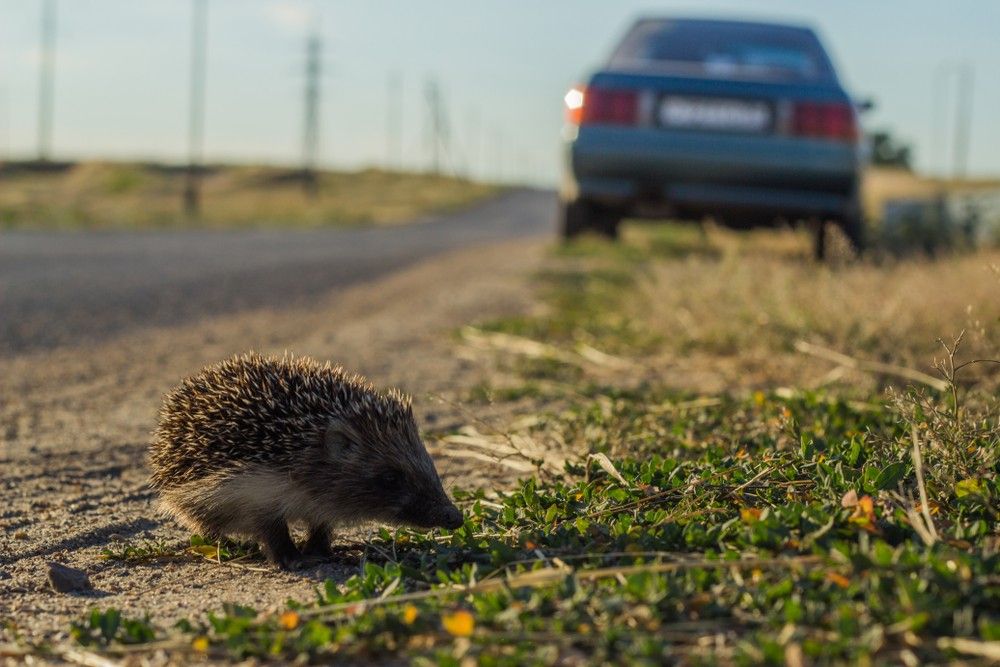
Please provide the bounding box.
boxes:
[658,96,772,133]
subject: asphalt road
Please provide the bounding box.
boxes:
[0,189,554,356]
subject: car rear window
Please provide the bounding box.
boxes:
[608,19,835,83]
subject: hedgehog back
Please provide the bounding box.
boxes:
[148,353,409,490]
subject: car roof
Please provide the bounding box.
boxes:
[629,16,818,35]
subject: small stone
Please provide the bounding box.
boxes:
[13,530,28,539]
[47,562,92,593]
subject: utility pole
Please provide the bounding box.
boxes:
[184,0,208,217]
[37,0,56,161]
[0,87,9,166]
[465,106,480,181]
[929,62,951,177]
[493,127,504,183]
[301,30,321,197]
[952,63,974,180]
[424,79,441,174]
[424,78,450,175]
[385,71,402,170]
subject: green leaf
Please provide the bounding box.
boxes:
[955,478,983,498]
[874,462,907,490]
[543,505,558,523]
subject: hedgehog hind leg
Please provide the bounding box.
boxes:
[258,518,302,570]
[158,490,223,541]
[301,524,334,560]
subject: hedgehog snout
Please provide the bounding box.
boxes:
[395,495,463,530]
[416,501,463,530]
[439,504,464,530]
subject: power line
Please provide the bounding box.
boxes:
[184,0,208,216]
[37,0,56,161]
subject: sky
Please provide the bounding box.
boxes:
[0,0,998,184]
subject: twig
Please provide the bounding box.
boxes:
[936,637,1000,660]
[460,326,634,371]
[794,340,948,391]
[59,649,122,667]
[934,332,966,423]
[910,426,938,545]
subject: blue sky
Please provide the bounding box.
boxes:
[0,0,997,183]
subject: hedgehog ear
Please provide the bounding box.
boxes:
[323,422,354,455]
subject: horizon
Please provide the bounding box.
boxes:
[0,0,998,184]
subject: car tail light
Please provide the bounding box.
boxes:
[564,86,638,126]
[792,101,857,142]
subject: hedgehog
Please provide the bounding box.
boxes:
[148,352,463,569]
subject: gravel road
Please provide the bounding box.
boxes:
[0,191,553,654]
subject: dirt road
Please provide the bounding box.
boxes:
[0,191,552,649]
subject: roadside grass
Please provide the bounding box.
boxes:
[0,162,497,230]
[36,227,1000,664]
[482,223,999,394]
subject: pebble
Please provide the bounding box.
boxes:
[46,562,92,593]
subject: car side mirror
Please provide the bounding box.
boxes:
[855,97,876,113]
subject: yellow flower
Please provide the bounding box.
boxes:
[402,604,418,625]
[279,611,300,630]
[191,636,209,652]
[826,572,851,589]
[441,609,475,637]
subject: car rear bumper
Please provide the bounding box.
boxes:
[565,125,861,219]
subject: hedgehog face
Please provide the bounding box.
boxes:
[321,418,463,531]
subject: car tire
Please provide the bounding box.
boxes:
[837,213,865,254]
[559,199,620,241]
[814,213,865,261]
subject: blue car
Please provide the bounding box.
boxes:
[560,17,868,258]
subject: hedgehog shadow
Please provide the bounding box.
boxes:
[255,537,478,583]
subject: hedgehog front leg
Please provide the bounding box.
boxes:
[302,524,334,560]
[259,518,302,570]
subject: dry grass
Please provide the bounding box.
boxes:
[487,223,1000,397]
[0,161,497,230]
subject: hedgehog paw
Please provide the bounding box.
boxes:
[260,521,303,570]
[301,525,334,561]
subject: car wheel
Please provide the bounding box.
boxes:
[837,213,866,254]
[594,209,621,239]
[559,200,620,240]
[813,213,865,261]
[558,199,587,239]
[812,219,828,261]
